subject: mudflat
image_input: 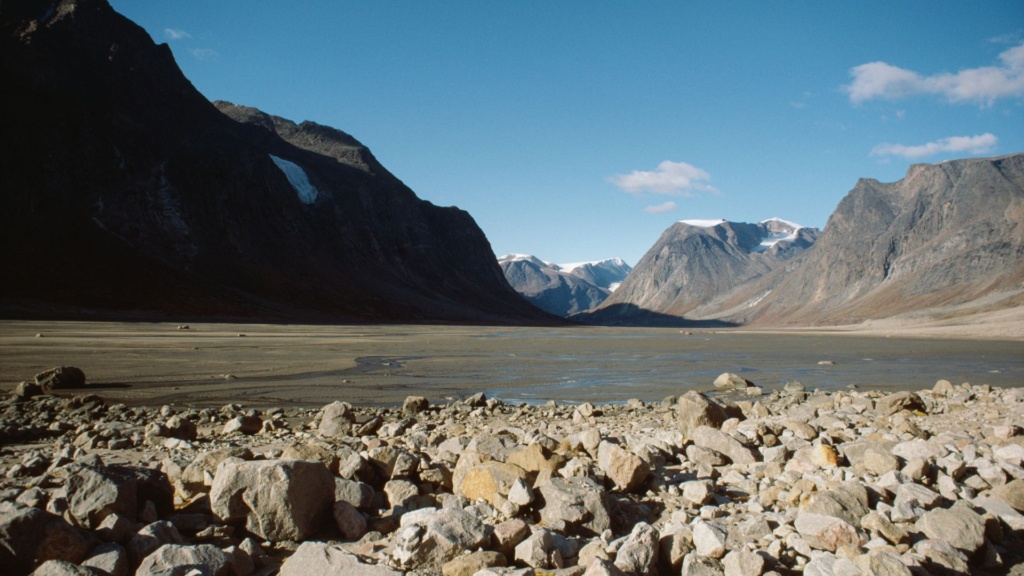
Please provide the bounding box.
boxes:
[1,320,1020,408]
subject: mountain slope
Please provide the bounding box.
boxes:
[580,219,817,325]
[498,255,630,316]
[0,0,556,324]
[746,154,1024,326]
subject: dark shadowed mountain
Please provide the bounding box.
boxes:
[497,255,630,317]
[0,0,558,324]
[744,154,1024,326]
[578,219,817,325]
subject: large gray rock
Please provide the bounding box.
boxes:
[127,521,184,566]
[0,502,95,575]
[794,512,864,552]
[63,464,138,529]
[990,478,1024,512]
[318,401,355,437]
[35,366,86,390]
[390,507,490,570]
[134,543,230,576]
[689,426,759,465]
[692,520,728,559]
[209,459,335,541]
[28,561,102,576]
[280,541,402,575]
[80,542,129,576]
[178,447,253,498]
[537,477,612,536]
[800,482,870,526]
[677,392,727,436]
[614,521,659,575]
[597,441,650,493]
[916,504,986,554]
[875,391,925,416]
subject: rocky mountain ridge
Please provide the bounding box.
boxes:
[498,255,631,317]
[0,0,556,324]
[580,219,818,326]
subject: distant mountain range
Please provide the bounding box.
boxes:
[498,255,630,317]
[579,155,1024,327]
[578,218,818,325]
[0,0,557,324]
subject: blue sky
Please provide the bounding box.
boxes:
[110,1,1024,266]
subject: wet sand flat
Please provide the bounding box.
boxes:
[0,320,1020,408]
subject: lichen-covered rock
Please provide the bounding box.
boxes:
[390,507,490,570]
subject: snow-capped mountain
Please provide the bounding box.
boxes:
[498,255,632,317]
[578,218,818,325]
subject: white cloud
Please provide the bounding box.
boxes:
[846,42,1024,105]
[164,28,191,40]
[644,201,677,215]
[608,160,717,196]
[870,133,998,159]
[189,48,219,60]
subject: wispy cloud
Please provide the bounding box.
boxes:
[164,28,191,41]
[189,48,219,60]
[870,133,998,159]
[644,201,677,215]
[608,160,718,196]
[846,42,1024,106]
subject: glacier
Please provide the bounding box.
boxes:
[270,154,318,204]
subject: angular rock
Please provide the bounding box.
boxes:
[178,447,253,498]
[127,521,184,566]
[794,512,863,552]
[515,529,563,570]
[442,550,506,576]
[35,366,86,391]
[722,549,765,576]
[990,478,1024,512]
[28,561,101,576]
[614,521,659,575]
[402,395,429,417]
[0,502,94,575]
[678,392,727,436]
[222,415,262,435]
[916,504,986,554]
[875,391,925,415]
[333,500,367,541]
[63,464,138,529]
[209,459,334,541]
[689,426,758,465]
[134,543,229,576]
[713,373,750,391]
[597,441,650,492]
[459,461,528,507]
[692,520,728,559]
[537,477,612,536]
[280,541,403,575]
[318,401,355,437]
[80,542,129,576]
[390,507,490,570]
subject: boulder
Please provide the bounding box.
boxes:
[390,507,490,570]
[537,477,612,536]
[0,502,94,575]
[794,512,863,552]
[597,441,650,492]
[442,550,506,576]
[35,366,86,391]
[677,392,727,436]
[28,561,101,576]
[614,521,659,575]
[134,543,230,576]
[990,478,1024,512]
[689,426,759,465]
[280,541,403,575]
[713,373,751,391]
[178,447,253,498]
[402,395,429,417]
[318,401,355,437]
[222,415,262,435]
[458,461,529,507]
[875,391,925,416]
[333,501,367,541]
[80,542,129,576]
[209,459,334,541]
[916,504,986,554]
[692,520,728,559]
[127,521,184,566]
[63,464,139,529]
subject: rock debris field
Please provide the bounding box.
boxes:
[2,366,1024,576]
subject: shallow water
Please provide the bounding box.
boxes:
[0,322,1019,407]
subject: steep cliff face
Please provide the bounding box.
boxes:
[0,0,555,324]
[748,154,1024,325]
[581,219,816,325]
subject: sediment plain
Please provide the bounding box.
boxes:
[1,321,1023,575]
